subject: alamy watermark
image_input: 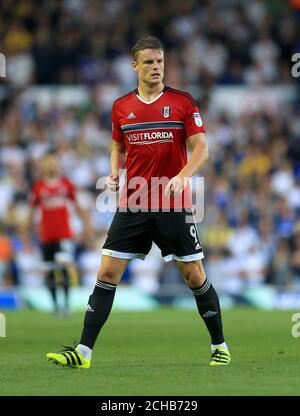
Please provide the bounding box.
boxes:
[0,313,6,337]
[291,53,300,78]
[291,313,300,337]
[0,53,6,78]
[96,172,205,224]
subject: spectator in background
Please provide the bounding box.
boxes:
[238,142,271,179]
[239,244,268,287]
[4,20,35,88]
[12,223,44,288]
[0,223,13,287]
[202,211,234,252]
[78,232,107,288]
[129,244,163,295]
[228,211,260,258]
[291,223,300,285]
[270,238,292,288]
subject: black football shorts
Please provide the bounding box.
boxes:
[42,239,75,265]
[102,208,204,262]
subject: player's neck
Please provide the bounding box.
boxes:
[44,174,59,183]
[137,82,165,102]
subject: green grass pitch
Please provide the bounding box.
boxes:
[0,307,299,396]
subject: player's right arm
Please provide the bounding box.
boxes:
[107,102,126,191]
[26,183,39,231]
[107,141,126,191]
[26,206,35,231]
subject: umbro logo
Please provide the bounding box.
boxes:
[202,311,217,318]
[86,304,94,312]
[127,112,136,119]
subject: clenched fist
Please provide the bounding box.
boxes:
[164,175,189,198]
[107,174,119,191]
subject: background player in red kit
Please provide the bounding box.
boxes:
[47,37,231,367]
[28,151,91,315]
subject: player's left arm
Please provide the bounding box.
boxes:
[165,133,209,197]
[180,132,209,178]
[67,180,94,241]
[26,183,39,232]
[73,198,94,242]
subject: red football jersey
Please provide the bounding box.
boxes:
[30,177,76,243]
[112,86,205,209]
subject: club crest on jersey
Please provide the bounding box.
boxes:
[162,106,171,118]
[193,112,203,127]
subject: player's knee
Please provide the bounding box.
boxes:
[187,272,205,288]
[97,269,118,285]
[179,262,206,287]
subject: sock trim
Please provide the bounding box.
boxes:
[191,279,211,296]
[78,344,92,359]
[96,280,117,291]
[211,342,228,352]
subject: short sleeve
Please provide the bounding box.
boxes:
[184,98,206,138]
[65,179,77,201]
[29,183,40,207]
[112,102,124,144]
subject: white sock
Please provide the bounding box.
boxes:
[211,342,228,352]
[78,344,92,359]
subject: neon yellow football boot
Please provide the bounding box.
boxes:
[46,342,91,369]
[210,346,231,366]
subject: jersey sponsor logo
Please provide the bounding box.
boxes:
[127,131,174,144]
[127,112,136,119]
[193,112,203,127]
[41,185,68,197]
[162,106,171,118]
[42,195,69,208]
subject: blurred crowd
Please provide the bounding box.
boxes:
[1,0,300,296]
[1,0,299,88]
